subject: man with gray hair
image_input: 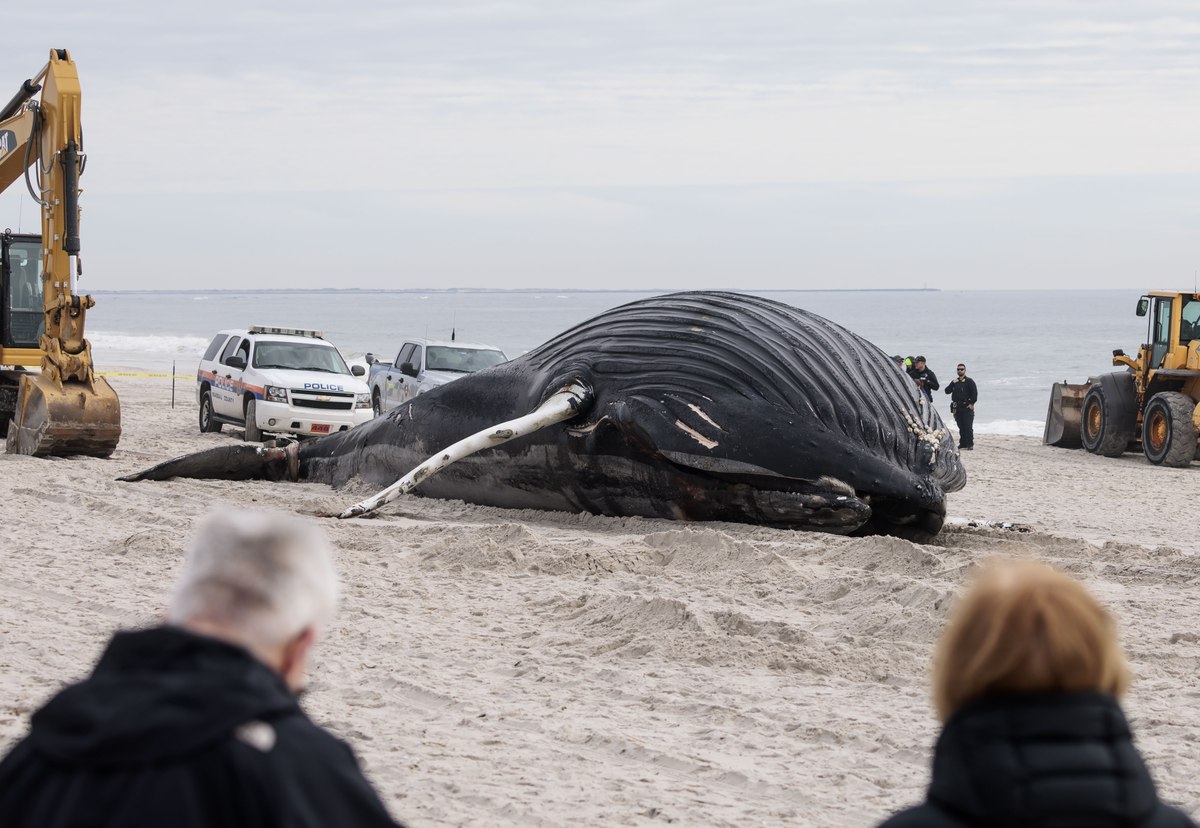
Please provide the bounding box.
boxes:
[0,509,402,827]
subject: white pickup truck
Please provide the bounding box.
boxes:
[365,338,508,415]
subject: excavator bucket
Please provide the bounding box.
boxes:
[1043,382,1089,448]
[5,371,121,457]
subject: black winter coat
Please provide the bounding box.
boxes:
[907,366,939,400]
[944,376,978,407]
[877,692,1195,828]
[0,626,402,828]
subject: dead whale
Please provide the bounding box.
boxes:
[122,291,965,538]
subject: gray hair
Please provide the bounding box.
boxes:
[168,509,339,648]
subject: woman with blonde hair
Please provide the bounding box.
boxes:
[877,559,1195,827]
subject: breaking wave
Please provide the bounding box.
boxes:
[975,419,1043,437]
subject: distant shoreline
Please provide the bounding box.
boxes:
[90,287,943,296]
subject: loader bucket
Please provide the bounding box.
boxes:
[1043,382,1089,448]
[5,371,121,457]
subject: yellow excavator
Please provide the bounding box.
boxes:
[1044,291,1200,466]
[0,49,120,456]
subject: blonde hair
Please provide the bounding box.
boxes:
[168,508,339,649]
[932,560,1129,721]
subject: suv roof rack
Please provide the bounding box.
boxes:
[249,325,324,339]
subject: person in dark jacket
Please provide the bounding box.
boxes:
[876,560,1195,828]
[907,355,939,402]
[0,509,403,828]
[944,362,978,450]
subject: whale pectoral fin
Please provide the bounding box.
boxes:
[338,381,593,519]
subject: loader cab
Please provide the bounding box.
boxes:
[0,233,44,352]
[1143,294,1174,370]
[1181,296,1200,345]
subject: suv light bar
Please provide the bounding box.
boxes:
[249,325,324,339]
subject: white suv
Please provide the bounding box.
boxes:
[196,325,373,441]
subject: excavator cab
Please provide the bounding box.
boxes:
[1,233,44,350]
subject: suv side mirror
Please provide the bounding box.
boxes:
[226,355,247,370]
[400,361,419,378]
[1136,297,1150,317]
[351,365,365,377]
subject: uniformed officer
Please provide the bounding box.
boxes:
[945,363,978,450]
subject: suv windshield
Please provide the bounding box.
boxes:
[254,341,351,374]
[425,346,506,373]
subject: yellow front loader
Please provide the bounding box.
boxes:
[0,49,120,456]
[1044,291,1200,467]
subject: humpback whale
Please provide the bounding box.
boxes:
[123,292,965,539]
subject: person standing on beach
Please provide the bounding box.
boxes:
[945,363,978,450]
[907,355,939,402]
[874,560,1195,828]
[0,509,403,828]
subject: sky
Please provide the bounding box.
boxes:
[1,1,1197,291]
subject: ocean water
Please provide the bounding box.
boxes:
[84,288,1153,437]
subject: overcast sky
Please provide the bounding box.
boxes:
[1,1,1197,291]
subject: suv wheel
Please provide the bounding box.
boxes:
[199,389,222,433]
[244,397,263,442]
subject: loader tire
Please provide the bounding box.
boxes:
[199,388,222,433]
[1142,392,1197,467]
[244,397,263,443]
[1080,385,1133,457]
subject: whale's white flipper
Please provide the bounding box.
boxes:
[338,381,593,519]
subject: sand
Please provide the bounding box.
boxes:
[2,375,1199,826]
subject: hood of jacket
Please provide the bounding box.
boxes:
[27,626,299,768]
[928,692,1162,827]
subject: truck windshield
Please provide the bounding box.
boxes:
[425,346,507,373]
[254,341,351,374]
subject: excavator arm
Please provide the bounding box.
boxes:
[0,49,120,457]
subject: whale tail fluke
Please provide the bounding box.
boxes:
[118,440,300,483]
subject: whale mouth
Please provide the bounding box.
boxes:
[732,483,945,540]
[853,495,946,541]
[649,452,946,538]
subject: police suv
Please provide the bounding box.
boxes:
[196,326,373,441]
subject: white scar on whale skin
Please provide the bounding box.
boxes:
[675,420,719,449]
[687,403,722,430]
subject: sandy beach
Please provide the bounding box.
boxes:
[2,375,1198,826]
